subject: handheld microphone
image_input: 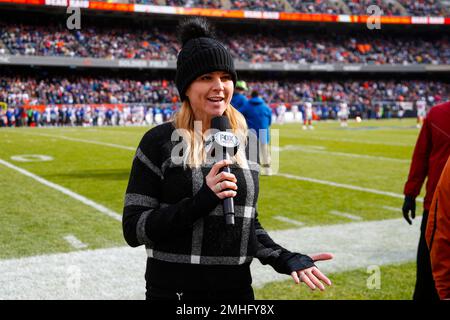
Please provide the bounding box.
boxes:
[210,116,240,225]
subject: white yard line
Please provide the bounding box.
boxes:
[278,145,409,163]
[273,215,304,227]
[0,218,421,299]
[12,131,136,151]
[63,235,88,250]
[382,206,402,212]
[329,210,363,221]
[0,159,122,222]
[283,134,414,147]
[276,173,424,203]
[383,205,402,212]
[278,145,326,150]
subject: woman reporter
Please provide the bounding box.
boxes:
[122,17,332,300]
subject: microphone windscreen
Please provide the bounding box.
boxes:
[211,116,231,131]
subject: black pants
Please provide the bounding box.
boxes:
[146,285,255,301]
[413,210,439,300]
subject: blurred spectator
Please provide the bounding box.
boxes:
[397,0,448,16]
[346,0,403,16]
[230,0,286,12]
[290,0,344,14]
[231,80,249,112]
[0,42,8,55]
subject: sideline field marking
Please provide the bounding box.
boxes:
[273,215,304,227]
[0,158,122,222]
[277,145,409,163]
[329,210,363,221]
[276,172,424,203]
[63,235,88,249]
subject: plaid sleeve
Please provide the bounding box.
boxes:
[254,213,315,275]
[122,129,220,247]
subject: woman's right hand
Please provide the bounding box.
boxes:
[206,159,238,200]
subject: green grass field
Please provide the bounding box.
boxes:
[0,119,422,299]
[255,262,416,300]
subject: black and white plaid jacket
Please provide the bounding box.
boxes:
[122,122,314,290]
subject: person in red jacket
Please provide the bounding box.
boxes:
[426,155,450,299]
[403,101,450,300]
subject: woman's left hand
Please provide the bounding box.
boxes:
[290,253,333,291]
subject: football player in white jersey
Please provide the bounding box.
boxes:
[277,103,287,124]
[416,100,427,128]
[291,104,300,122]
[397,104,405,121]
[338,102,349,127]
[303,101,314,130]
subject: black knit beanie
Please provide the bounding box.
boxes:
[175,17,237,102]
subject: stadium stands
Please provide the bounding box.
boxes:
[1,22,449,65]
[1,74,448,110]
[396,0,449,16]
[0,76,178,106]
[289,0,344,14]
[230,0,287,12]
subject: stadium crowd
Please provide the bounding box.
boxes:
[0,104,176,128]
[289,0,343,14]
[1,75,448,127]
[1,22,449,65]
[346,0,403,15]
[0,23,178,60]
[397,0,449,16]
[230,0,286,12]
[227,32,449,64]
[0,77,179,106]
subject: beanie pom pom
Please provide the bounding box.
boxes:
[177,17,216,47]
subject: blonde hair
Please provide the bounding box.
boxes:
[173,100,248,168]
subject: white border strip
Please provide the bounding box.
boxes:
[0,159,122,222]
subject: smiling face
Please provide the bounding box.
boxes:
[185,71,234,130]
